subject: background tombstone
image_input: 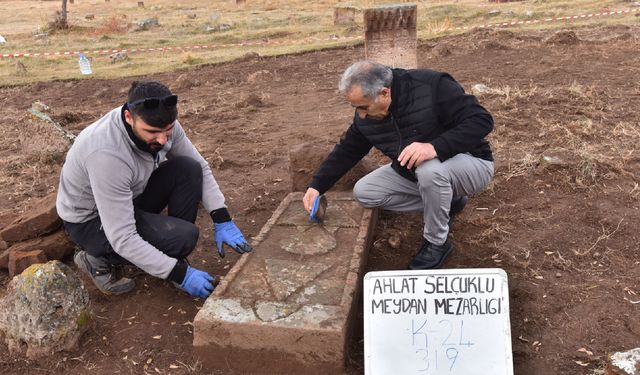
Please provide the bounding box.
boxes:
[364,4,417,69]
[334,4,357,26]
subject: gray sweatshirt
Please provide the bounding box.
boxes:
[56,107,225,279]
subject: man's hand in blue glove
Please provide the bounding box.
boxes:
[214,221,254,258]
[180,266,216,299]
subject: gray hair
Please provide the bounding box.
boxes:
[338,61,393,98]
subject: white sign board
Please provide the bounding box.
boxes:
[364,269,513,375]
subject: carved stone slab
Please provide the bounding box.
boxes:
[193,192,377,374]
[364,4,418,69]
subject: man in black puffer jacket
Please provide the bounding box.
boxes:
[302,61,494,269]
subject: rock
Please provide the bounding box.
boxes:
[85,14,95,20]
[109,51,128,63]
[237,51,261,62]
[187,14,197,19]
[432,43,451,57]
[0,35,6,44]
[33,33,48,41]
[0,261,90,359]
[246,69,273,84]
[545,30,580,45]
[471,83,497,96]
[289,142,379,192]
[8,249,47,278]
[388,235,401,249]
[170,73,201,91]
[606,348,640,375]
[488,10,502,17]
[234,93,267,108]
[0,192,61,244]
[538,149,580,170]
[135,17,159,31]
[31,100,50,112]
[0,230,75,269]
[15,61,27,76]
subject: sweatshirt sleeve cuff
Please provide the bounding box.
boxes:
[210,207,232,223]
[168,260,188,284]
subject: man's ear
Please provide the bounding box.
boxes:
[380,87,391,97]
[124,109,134,126]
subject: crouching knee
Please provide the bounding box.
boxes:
[353,179,385,208]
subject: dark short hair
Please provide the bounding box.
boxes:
[127,81,177,128]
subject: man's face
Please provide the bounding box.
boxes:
[125,111,174,152]
[346,85,392,120]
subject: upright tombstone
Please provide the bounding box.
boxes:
[364,4,417,69]
[194,192,377,374]
[334,4,357,26]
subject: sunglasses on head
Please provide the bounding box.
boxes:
[128,95,178,110]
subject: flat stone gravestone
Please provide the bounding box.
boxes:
[194,192,377,374]
[364,269,513,374]
[364,4,418,69]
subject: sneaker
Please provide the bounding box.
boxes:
[408,239,454,270]
[74,251,136,295]
[449,196,468,226]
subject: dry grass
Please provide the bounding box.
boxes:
[0,0,638,85]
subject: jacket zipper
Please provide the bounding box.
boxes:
[390,113,417,179]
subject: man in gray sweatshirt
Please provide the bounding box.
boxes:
[56,80,252,297]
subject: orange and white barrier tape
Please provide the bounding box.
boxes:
[1,7,638,59]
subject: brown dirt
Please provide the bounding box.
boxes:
[1,24,640,374]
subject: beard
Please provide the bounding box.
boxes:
[148,142,164,152]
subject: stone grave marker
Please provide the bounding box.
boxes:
[364,4,417,69]
[194,192,377,374]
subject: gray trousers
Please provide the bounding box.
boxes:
[353,153,494,245]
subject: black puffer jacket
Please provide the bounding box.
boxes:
[310,68,494,194]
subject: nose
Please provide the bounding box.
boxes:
[356,109,367,119]
[156,132,168,145]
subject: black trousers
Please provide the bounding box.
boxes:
[64,156,203,265]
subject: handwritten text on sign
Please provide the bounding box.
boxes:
[364,269,513,375]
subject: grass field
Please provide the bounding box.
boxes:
[0,0,637,85]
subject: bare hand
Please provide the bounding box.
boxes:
[303,187,320,213]
[397,142,437,169]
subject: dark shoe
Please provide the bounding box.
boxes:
[449,196,468,226]
[74,251,135,295]
[408,239,454,270]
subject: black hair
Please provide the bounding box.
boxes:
[127,81,177,128]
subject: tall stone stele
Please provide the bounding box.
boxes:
[0,261,91,359]
[364,4,418,69]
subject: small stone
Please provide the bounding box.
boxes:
[488,10,501,17]
[187,14,197,19]
[388,235,401,249]
[555,272,562,278]
[0,35,6,44]
[471,84,496,96]
[31,100,50,112]
[85,14,95,20]
[109,51,129,64]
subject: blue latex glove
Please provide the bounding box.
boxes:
[180,266,215,299]
[214,221,254,258]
